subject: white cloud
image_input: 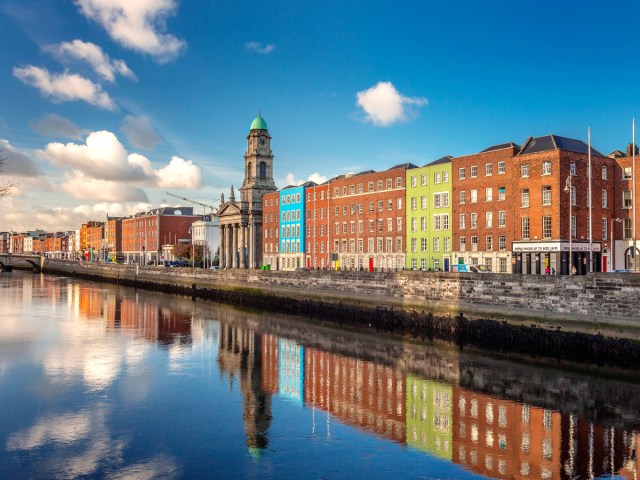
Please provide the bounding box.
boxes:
[36,130,202,197]
[284,172,326,187]
[48,40,136,83]
[74,0,186,62]
[1,139,43,177]
[61,171,149,203]
[13,65,116,110]
[246,41,276,55]
[155,156,202,189]
[37,131,150,182]
[308,172,328,184]
[356,81,428,127]
[30,113,83,140]
[121,115,161,150]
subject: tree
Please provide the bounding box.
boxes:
[0,150,15,197]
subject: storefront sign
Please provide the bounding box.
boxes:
[512,242,601,253]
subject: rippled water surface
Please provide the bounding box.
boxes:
[0,271,639,479]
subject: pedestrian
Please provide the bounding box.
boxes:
[545,266,550,275]
[551,267,556,275]
[571,265,577,275]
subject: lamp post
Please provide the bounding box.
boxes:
[611,217,622,271]
[564,175,573,274]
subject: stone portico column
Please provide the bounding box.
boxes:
[232,224,238,268]
[219,225,225,268]
[225,224,230,269]
[221,225,226,268]
[238,225,244,268]
[247,222,253,269]
[250,222,256,269]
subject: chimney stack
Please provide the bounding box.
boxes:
[627,143,639,156]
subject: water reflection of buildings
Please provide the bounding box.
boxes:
[256,327,640,479]
[406,377,452,460]
[73,286,193,345]
[218,324,272,455]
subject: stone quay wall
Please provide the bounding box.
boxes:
[41,259,640,332]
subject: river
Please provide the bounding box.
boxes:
[0,271,638,479]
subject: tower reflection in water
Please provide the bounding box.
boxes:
[70,280,639,479]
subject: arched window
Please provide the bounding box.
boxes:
[259,162,267,179]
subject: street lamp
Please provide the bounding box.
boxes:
[611,217,622,271]
[564,175,573,274]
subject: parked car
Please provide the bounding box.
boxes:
[613,269,634,273]
[452,264,491,273]
[166,260,190,268]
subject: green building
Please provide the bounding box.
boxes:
[406,157,453,271]
[405,376,453,460]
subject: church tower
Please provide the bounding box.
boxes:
[240,112,277,207]
[217,113,277,269]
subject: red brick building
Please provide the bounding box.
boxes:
[305,182,330,269]
[10,233,24,254]
[304,347,406,443]
[106,217,123,262]
[121,207,198,265]
[512,135,613,274]
[612,144,640,271]
[31,235,44,254]
[262,191,280,269]
[86,222,104,259]
[452,143,520,274]
[329,164,416,271]
[452,386,562,479]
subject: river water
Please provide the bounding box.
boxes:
[1,271,639,479]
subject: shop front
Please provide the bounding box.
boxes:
[512,241,601,275]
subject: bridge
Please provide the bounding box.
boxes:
[0,254,44,272]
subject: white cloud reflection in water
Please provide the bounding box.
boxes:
[6,412,92,451]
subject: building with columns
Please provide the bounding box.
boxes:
[218,113,277,269]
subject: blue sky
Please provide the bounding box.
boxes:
[2,0,640,231]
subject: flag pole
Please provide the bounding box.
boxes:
[588,127,593,272]
[634,118,637,271]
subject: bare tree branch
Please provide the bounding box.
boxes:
[0,149,16,197]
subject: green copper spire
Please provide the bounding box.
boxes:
[249,111,268,131]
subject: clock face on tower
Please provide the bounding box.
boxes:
[259,137,266,145]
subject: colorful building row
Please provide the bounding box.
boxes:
[2,206,220,265]
[263,135,640,274]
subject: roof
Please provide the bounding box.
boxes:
[609,150,626,158]
[249,112,268,131]
[153,207,195,216]
[518,134,606,158]
[481,142,520,153]
[388,162,419,171]
[426,155,453,166]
